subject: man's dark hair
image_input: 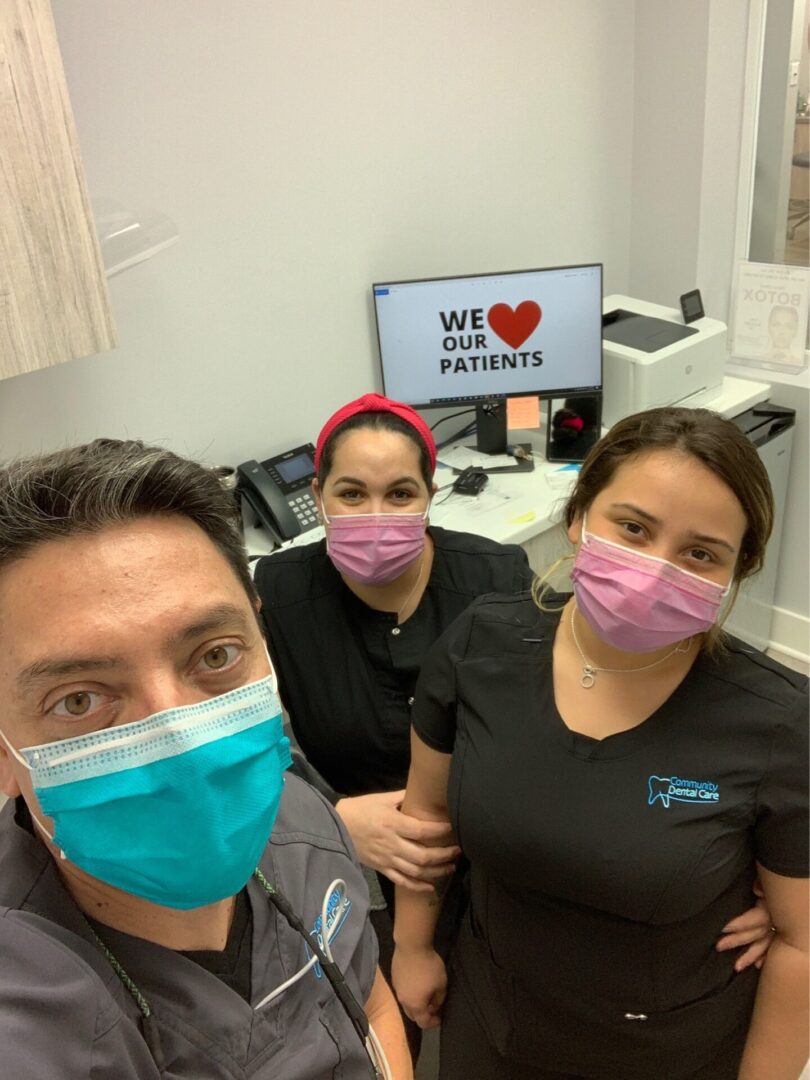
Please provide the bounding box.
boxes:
[0,439,255,600]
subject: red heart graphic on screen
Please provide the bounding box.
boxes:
[487,301,542,349]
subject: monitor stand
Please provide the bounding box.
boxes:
[474,401,508,455]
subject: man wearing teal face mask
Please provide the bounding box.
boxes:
[0,440,410,1080]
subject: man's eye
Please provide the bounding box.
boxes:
[199,644,239,671]
[52,691,100,718]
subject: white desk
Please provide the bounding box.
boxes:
[244,375,771,576]
[429,434,577,572]
[241,429,575,574]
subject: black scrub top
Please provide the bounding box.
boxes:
[254,526,534,796]
[412,592,809,1079]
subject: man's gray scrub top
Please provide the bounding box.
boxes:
[0,775,379,1079]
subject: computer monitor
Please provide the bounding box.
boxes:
[372,263,603,453]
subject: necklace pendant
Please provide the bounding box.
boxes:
[580,665,596,689]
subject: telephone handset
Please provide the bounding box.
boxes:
[236,444,319,546]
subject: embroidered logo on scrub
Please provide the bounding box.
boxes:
[306,887,352,978]
[648,775,720,808]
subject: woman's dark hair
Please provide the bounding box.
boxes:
[316,412,434,490]
[535,407,775,654]
[564,407,773,579]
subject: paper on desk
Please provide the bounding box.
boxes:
[283,525,326,549]
[463,489,512,516]
[437,446,517,471]
[545,465,580,492]
[506,395,541,429]
[430,488,512,525]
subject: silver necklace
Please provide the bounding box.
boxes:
[397,554,427,622]
[569,607,692,689]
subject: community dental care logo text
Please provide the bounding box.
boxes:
[647,775,720,809]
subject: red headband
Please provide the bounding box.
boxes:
[314,393,437,473]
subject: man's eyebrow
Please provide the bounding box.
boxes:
[16,603,254,693]
[609,503,736,553]
[17,656,119,692]
[170,603,254,646]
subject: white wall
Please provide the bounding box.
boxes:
[0,0,805,651]
[0,0,635,468]
[627,0,809,644]
[712,0,810,641]
[628,0,711,304]
[697,0,754,326]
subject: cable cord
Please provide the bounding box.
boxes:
[253,874,350,1007]
[82,872,391,1080]
[254,870,392,1080]
[429,408,476,432]
[81,917,168,1071]
[435,420,477,451]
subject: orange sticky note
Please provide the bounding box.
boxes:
[506,395,541,429]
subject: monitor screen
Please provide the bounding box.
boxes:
[373,264,602,407]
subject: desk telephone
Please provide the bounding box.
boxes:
[236,444,319,546]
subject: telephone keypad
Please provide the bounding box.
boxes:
[290,491,318,529]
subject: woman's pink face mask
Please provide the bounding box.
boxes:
[571,515,730,653]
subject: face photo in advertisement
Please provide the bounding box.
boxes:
[731,261,809,371]
[764,304,805,366]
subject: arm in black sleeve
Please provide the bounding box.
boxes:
[411,603,476,754]
[754,682,810,877]
[281,704,344,806]
[258,596,346,807]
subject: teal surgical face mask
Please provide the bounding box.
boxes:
[0,674,291,909]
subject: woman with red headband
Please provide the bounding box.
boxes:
[252,393,535,1054]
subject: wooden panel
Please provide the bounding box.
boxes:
[0,0,115,379]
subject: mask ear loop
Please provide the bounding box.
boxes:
[263,646,279,696]
[0,727,68,858]
[0,725,29,769]
[579,510,592,545]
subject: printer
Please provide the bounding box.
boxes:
[601,294,727,427]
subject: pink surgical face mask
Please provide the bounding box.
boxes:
[570,514,730,653]
[322,509,427,585]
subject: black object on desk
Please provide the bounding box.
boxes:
[453,467,489,496]
[546,394,602,464]
[680,289,705,324]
